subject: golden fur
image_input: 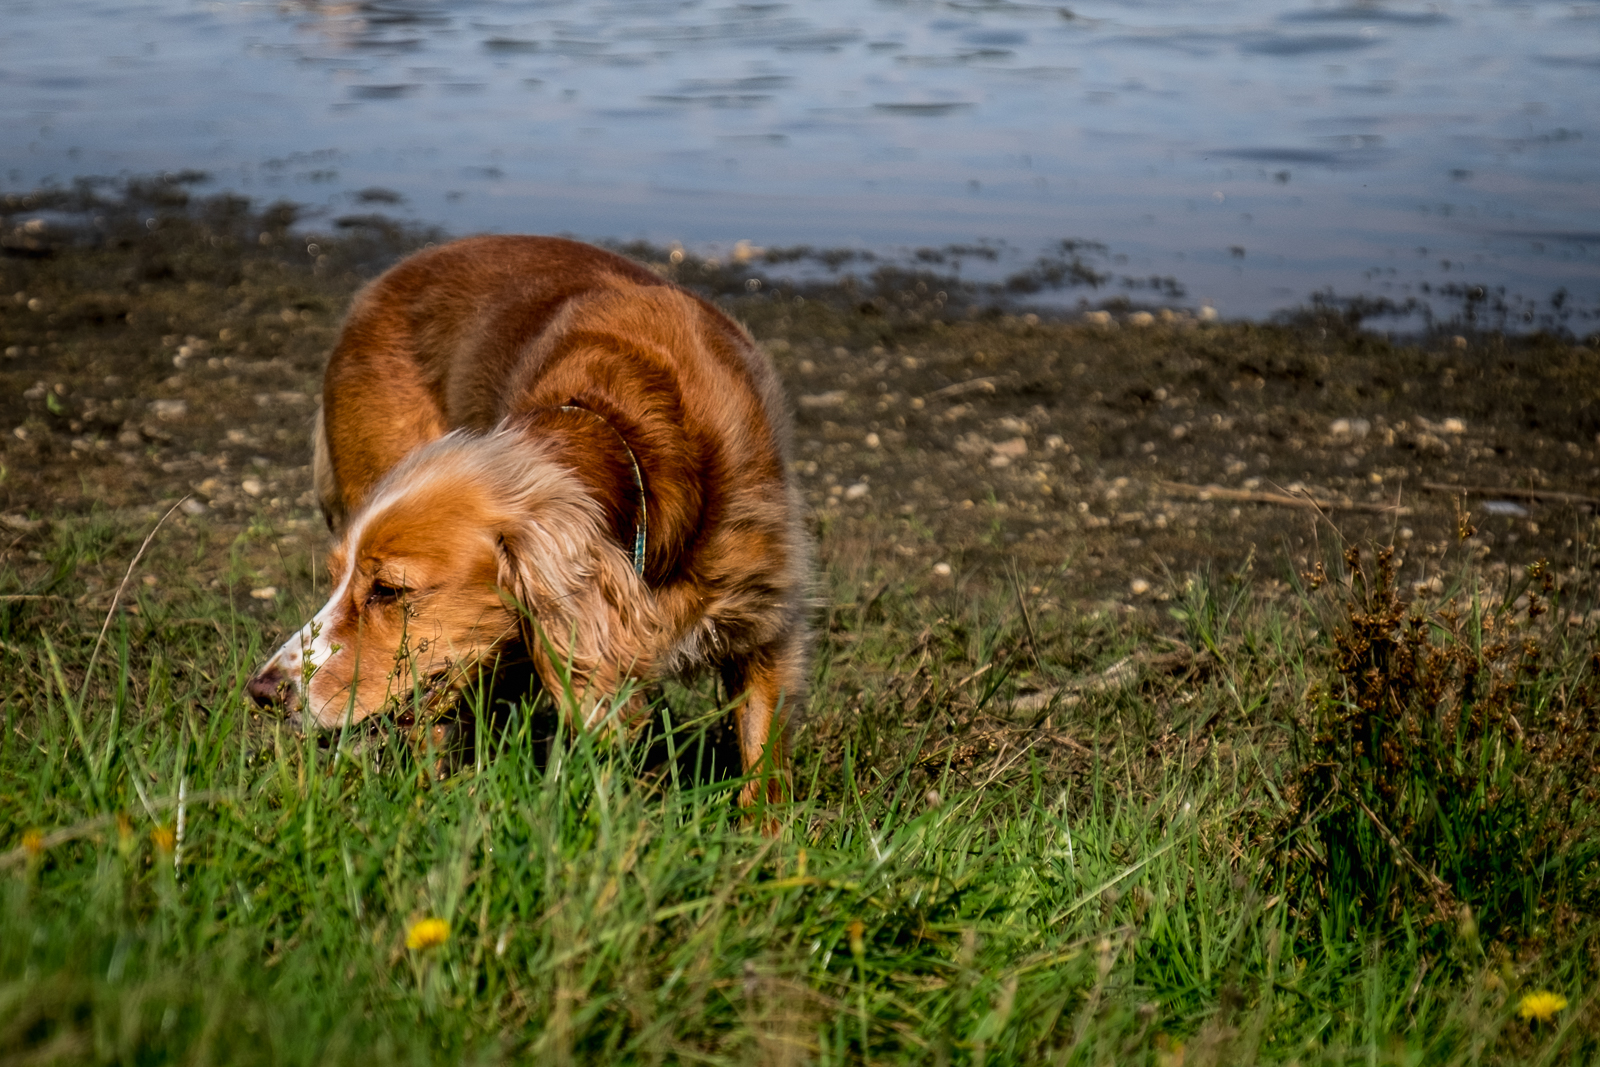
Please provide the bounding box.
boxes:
[247,235,811,805]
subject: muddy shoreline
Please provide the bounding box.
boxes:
[3,181,1598,624]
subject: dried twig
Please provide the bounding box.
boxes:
[1419,482,1600,507]
[1011,648,1196,716]
[1160,480,1410,516]
[1341,777,1454,914]
[84,497,190,689]
[924,376,1001,401]
[1009,563,1042,675]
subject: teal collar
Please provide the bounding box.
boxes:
[557,404,648,578]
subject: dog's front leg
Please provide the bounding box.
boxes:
[721,641,803,819]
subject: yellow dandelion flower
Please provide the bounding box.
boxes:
[406,917,450,951]
[21,829,44,857]
[1517,990,1569,1022]
[151,825,176,853]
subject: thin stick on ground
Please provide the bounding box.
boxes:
[1419,482,1600,508]
[83,496,190,691]
[1008,561,1043,675]
[1342,777,1455,915]
[1160,480,1411,516]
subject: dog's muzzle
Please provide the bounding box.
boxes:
[246,663,295,709]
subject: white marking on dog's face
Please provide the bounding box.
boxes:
[258,569,352,727]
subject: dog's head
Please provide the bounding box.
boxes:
[247,430,646,730]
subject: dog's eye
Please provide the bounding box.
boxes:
[367,579,404,605]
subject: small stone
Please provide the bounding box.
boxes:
[149,399,187,421]
[250,586,278,600]
[1198,306,1218,322]
[1411,431,1450,456]
[1084,310,1113,327]
[1440,417,1467,435]
[180,499,208,516]
[798,391,847,410]
[1130,578,1151,596]
[844,482,869,501]
[864,432,881,449]
[1452,335,1468,349]
[932,562,952,577]
[991,437,1028,459]
[241,477,264,497]
[1128,311,1155,327]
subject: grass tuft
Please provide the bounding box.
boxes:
[1283,545,1600,955]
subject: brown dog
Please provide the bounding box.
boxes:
[246,235,811,804]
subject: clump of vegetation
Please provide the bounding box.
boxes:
[1284,545,1600,949]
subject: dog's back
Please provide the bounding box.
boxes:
[316,238,787,531]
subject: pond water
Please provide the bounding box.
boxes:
[3,0,1598,321]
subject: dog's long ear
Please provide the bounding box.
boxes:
[311,402,346,533]
[494,516,656,723]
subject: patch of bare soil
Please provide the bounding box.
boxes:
[3,182,1599,626]
[743,303,1600,615]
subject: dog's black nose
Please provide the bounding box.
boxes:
[247,666,290,709]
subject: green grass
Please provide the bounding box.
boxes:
[2,513,1599,1065]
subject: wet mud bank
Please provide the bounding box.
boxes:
[4,181,1599,624]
